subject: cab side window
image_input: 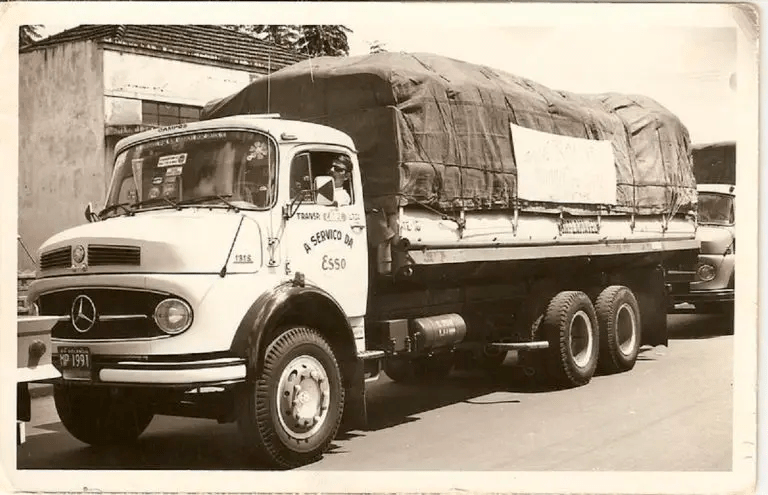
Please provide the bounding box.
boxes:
[289,153,315,203]
[289,151,355,205]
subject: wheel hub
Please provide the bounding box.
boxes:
[616,303,637,356]
[277,355,331,441]
[569,310,594,369]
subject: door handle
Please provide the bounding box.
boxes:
[351,224,366,232]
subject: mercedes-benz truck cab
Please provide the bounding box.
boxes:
[28,116,370,468]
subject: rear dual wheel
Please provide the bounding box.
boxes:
[595,285,641,374]
[542,291,600,388]
[541,286,641,386]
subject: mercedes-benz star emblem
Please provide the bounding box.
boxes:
[71,295,97,333]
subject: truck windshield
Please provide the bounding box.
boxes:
[105,130,276,217]
[698,192,734,225]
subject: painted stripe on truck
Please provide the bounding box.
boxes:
[407,239,700,265]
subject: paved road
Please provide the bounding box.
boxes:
[17,314,733,471]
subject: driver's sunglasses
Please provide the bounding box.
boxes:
[331,165,348,174]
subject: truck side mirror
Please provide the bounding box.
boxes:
[84,202,98,223]
[315,176,335,206]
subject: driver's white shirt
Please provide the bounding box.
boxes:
[335,188,351,206]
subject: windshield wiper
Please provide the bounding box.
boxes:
[177,194,240,212]
[98,202,134,219]
[132,196,180,211]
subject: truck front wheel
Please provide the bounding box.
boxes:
[542,291,599,388]
[237,326,344,469]
[53,385,154,446]
[595,285,641,374]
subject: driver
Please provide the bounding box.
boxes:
[191,165,217,197]
[329,155,352,206]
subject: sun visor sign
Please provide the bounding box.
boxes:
[316,179,335,203]
[165,166,184,177]
[157,153,188,168]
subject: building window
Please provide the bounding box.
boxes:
[142,100,201,126]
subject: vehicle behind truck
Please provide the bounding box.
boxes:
[27,52,699,468]
[669,141,735,317]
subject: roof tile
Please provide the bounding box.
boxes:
[21,24,307,71]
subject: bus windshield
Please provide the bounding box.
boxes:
[104,130,276,217]
[698,192,734,226]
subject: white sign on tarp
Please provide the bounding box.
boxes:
[510,123,617,205]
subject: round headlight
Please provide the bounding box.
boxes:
[697,263,717,282]
[72,245,85,264]
[153,298,192,335]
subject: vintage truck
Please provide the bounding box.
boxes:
[667,140,735,317]
[26,52,699,468]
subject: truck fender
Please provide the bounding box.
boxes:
[229,282,356,379]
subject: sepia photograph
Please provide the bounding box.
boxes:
[1,2,760,494]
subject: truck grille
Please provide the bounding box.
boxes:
[40,246,72,270]
[88,245,141,266]
[39,288,171,340]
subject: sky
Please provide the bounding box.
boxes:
[345,24,737,146]
[38,17,738,146]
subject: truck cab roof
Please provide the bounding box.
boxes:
[114,115,357,156]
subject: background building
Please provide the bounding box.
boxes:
[18,24,305,274]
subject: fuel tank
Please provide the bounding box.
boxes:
[411,313,467,352]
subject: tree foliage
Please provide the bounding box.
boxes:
[19,25,42,48]
[368,40,388,54]
[228,25,352,57]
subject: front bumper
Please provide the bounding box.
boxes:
[52,352,247,387]
[671,288,735,305]
[668,252,734,310]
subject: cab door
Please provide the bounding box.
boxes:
[281,147,368,318]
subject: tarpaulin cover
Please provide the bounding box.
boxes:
[202,51,697,216]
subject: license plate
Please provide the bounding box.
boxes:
[58,346,91,380]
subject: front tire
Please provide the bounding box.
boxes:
[595,285,641,374]
[53,385,154,446]
[542,291,600,388]
[237,326,344,469]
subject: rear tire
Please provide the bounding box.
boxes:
[237,326,344,469]
[54,385,154,446]
[542,291,600,388]
[595,286,641,374]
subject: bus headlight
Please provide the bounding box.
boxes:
[153,298,193,335]
[697,263,717,282]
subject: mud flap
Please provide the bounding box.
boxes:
[17,383,31,422]
[340,357,367,432]
[632,266,669,347]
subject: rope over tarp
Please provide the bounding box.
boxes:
[202,51,697,216]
